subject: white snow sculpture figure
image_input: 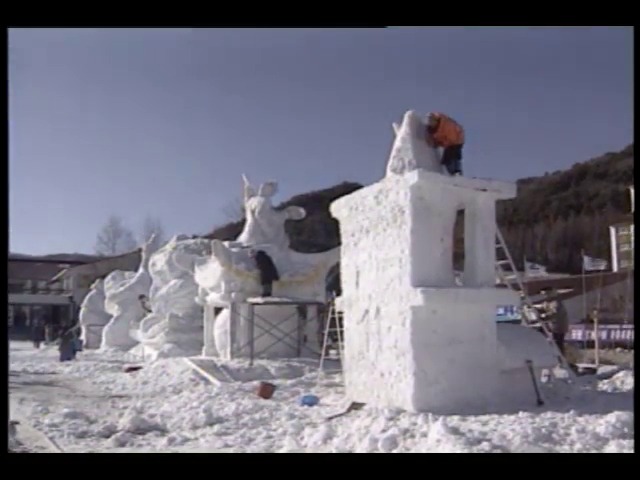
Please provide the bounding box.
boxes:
[132,236,212,360]
[100,235,156,351]
[236,174,306,248]
[194,175,340,359]
[79,279,111,349]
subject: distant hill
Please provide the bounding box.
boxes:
[205,182,364,253]
[204,144,634,274]
[9,252,103,264]
[497,144,633,273]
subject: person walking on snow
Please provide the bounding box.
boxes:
[425,112,465,176]
[249,249,280,297]
[58,327,77,362]
[30,317,46,349]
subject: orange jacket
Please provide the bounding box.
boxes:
[427,113,465,148]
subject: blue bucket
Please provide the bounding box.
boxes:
[300,394,320,407]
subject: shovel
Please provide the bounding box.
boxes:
[326,402,365,421]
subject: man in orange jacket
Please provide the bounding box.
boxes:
[425,112,465,176]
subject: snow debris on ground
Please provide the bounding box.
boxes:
[9,342,634,453]
[598,370,634,393]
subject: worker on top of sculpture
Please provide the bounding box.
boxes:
[425,112,465,176]
[249,249,280,297]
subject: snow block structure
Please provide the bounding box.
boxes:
[330,110,552,414]
[194,175,338,360]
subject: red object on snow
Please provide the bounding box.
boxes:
[257,382,276,399]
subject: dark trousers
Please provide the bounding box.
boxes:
[60,346,74,362]
[553,332,566,355]
[261,283,273,297]
[441,144,463,175]
[33,341,41,349]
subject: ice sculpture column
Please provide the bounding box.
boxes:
[463,195,498,288]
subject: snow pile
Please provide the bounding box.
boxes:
[79,279,111,349]
[117,408,168,436]
[598,370,634,393]
[9,343,635,453]
[133,236,212,359]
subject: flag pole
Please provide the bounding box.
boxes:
[593,307,600,368]
[581,249,588,350]
[594,265,606,368]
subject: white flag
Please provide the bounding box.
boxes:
[524,259,547,277]
[582,254,608,271]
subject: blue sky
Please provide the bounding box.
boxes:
[9,27,633,255]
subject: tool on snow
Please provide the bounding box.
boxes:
[525,359,545,407]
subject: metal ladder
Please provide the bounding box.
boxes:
[495,229,576,379]
[495,228,536,323]
[316,295,345,385]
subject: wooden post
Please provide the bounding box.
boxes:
[593,308,600,368]
[581,249,588,349]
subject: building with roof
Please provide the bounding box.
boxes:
[8,253,101,339]
[48,249,142,305]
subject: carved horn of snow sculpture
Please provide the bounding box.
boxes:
[195,175,339,359]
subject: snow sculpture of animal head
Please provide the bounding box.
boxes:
[236,174,306,249]
[194,175,339,304]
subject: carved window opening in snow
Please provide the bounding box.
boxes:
[453,208,465,280]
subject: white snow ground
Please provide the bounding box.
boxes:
[9,341,634,453]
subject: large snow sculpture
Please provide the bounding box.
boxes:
[100,235,155,351]
[79,279,111,349]
[330,109,557,415]
[131,235,212,360]
[195,175,339,359]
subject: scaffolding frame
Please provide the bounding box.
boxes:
[211,297,326,366]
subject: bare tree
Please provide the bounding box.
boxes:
[139,216,166,252]
[95,215,137,256]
